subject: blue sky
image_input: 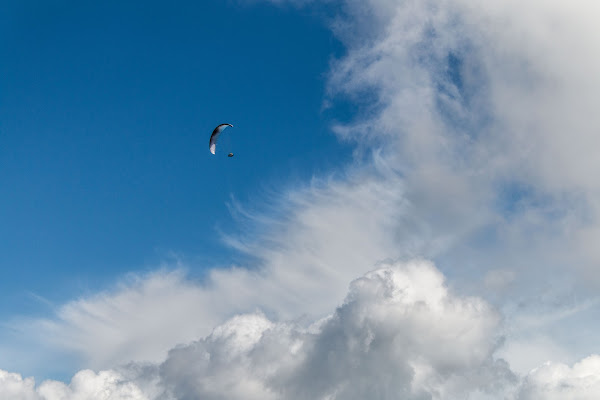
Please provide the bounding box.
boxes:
[3,0,600,398]
[1,0,351,314]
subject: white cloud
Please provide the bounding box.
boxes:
[0,369,150,400]
[146,260,514,399]
[0,370,38,400]
[39,369,149,400]
[518,356,600,400]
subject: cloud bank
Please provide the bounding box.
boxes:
[4,261,600,399]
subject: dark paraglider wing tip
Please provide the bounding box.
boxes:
[211,123,233,135]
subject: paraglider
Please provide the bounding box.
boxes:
[209,123,233,155]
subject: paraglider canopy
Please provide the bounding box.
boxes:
[209,123,233,155]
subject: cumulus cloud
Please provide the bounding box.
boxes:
[0,369,149,400]
[158,261,511,400]
[518,356,600,400]
[0,370,38,400]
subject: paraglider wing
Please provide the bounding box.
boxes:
[209,123,233,154]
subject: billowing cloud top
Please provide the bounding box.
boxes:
[159,261,507,399]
